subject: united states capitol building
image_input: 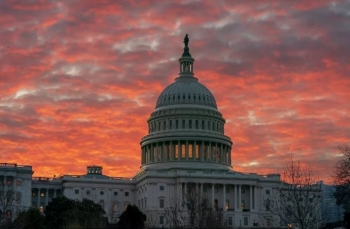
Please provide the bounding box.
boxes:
[1,37,307,228]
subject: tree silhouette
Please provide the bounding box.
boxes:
[116,205,146,229]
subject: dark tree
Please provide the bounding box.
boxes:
[11,208,45,229]
[334,145,350,214]
[44,196,75,229]
[71,198,107,229]
[44,197,107,229]
[116,205,146,229]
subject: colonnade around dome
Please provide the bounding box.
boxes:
[141,140,231,166]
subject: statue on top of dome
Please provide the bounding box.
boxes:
[184,34,189,47]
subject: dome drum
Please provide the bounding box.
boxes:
[140,140,232,169]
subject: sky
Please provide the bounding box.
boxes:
[0,0,349,184]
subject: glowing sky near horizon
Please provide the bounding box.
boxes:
[1,1,349,184]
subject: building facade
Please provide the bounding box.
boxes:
[1,38,288,228]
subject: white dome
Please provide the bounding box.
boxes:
[156,76,217,109]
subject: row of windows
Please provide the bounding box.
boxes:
[148,118,224,134]
[138,185,164,195]
[227,216,250,226]
[0,180,21,186]
[158,93,215,106]
[74,189,129,196]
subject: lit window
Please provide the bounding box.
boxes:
[226,200,229,210]
[40,192,45,197]
[16,181,21,186]
[124,204,129,211]
[40,206,44,213]
[113,203,118,212]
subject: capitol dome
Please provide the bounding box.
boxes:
[140,35,232,170]
[155,77,217,109]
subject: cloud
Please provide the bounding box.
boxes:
[0,0,349,184]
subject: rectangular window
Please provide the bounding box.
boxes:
[189,120,192,129]
[114,191,118,196]
[125,192,129,196]
[226,188,229,193]
[160,216,164,225]
[244,216,248,226]
[163,120,166,130]
[75,190,79,194]
[202,120,204,129]
[160,186,164,191]
[176,120,178,129]
[228,217,232,226]
[196,144,199,159]
[266,189,270,195]
[174,143,178,159]
[16,181,21,186]
[181,144,185,158]
[203,187,207,193]
[86,190,90,195]
[169,120,172,129]
[182,119,185,128]
[215,188,218,193]
[159,199,164,208]
[195,120,198,129]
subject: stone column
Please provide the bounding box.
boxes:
[223,184,226,211]
[234,185,237,210]
[211,184,215,208]
[220,144,223,163]
[177,183,182,206]
[238,185,242,211]
[209,142,212,161]
[184,182,187,197]
[250,185,253,211]
[254,185,258,211]
[150,144,154,162]
[45,189,48,206]
[163,142,167,161]
[170,142,174,160]
[37,189,40,208]
[185,141,189,160]
[200,141,204,161]
[178,142,181,161]
[200,183,203,196]
[193,140,196,160]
